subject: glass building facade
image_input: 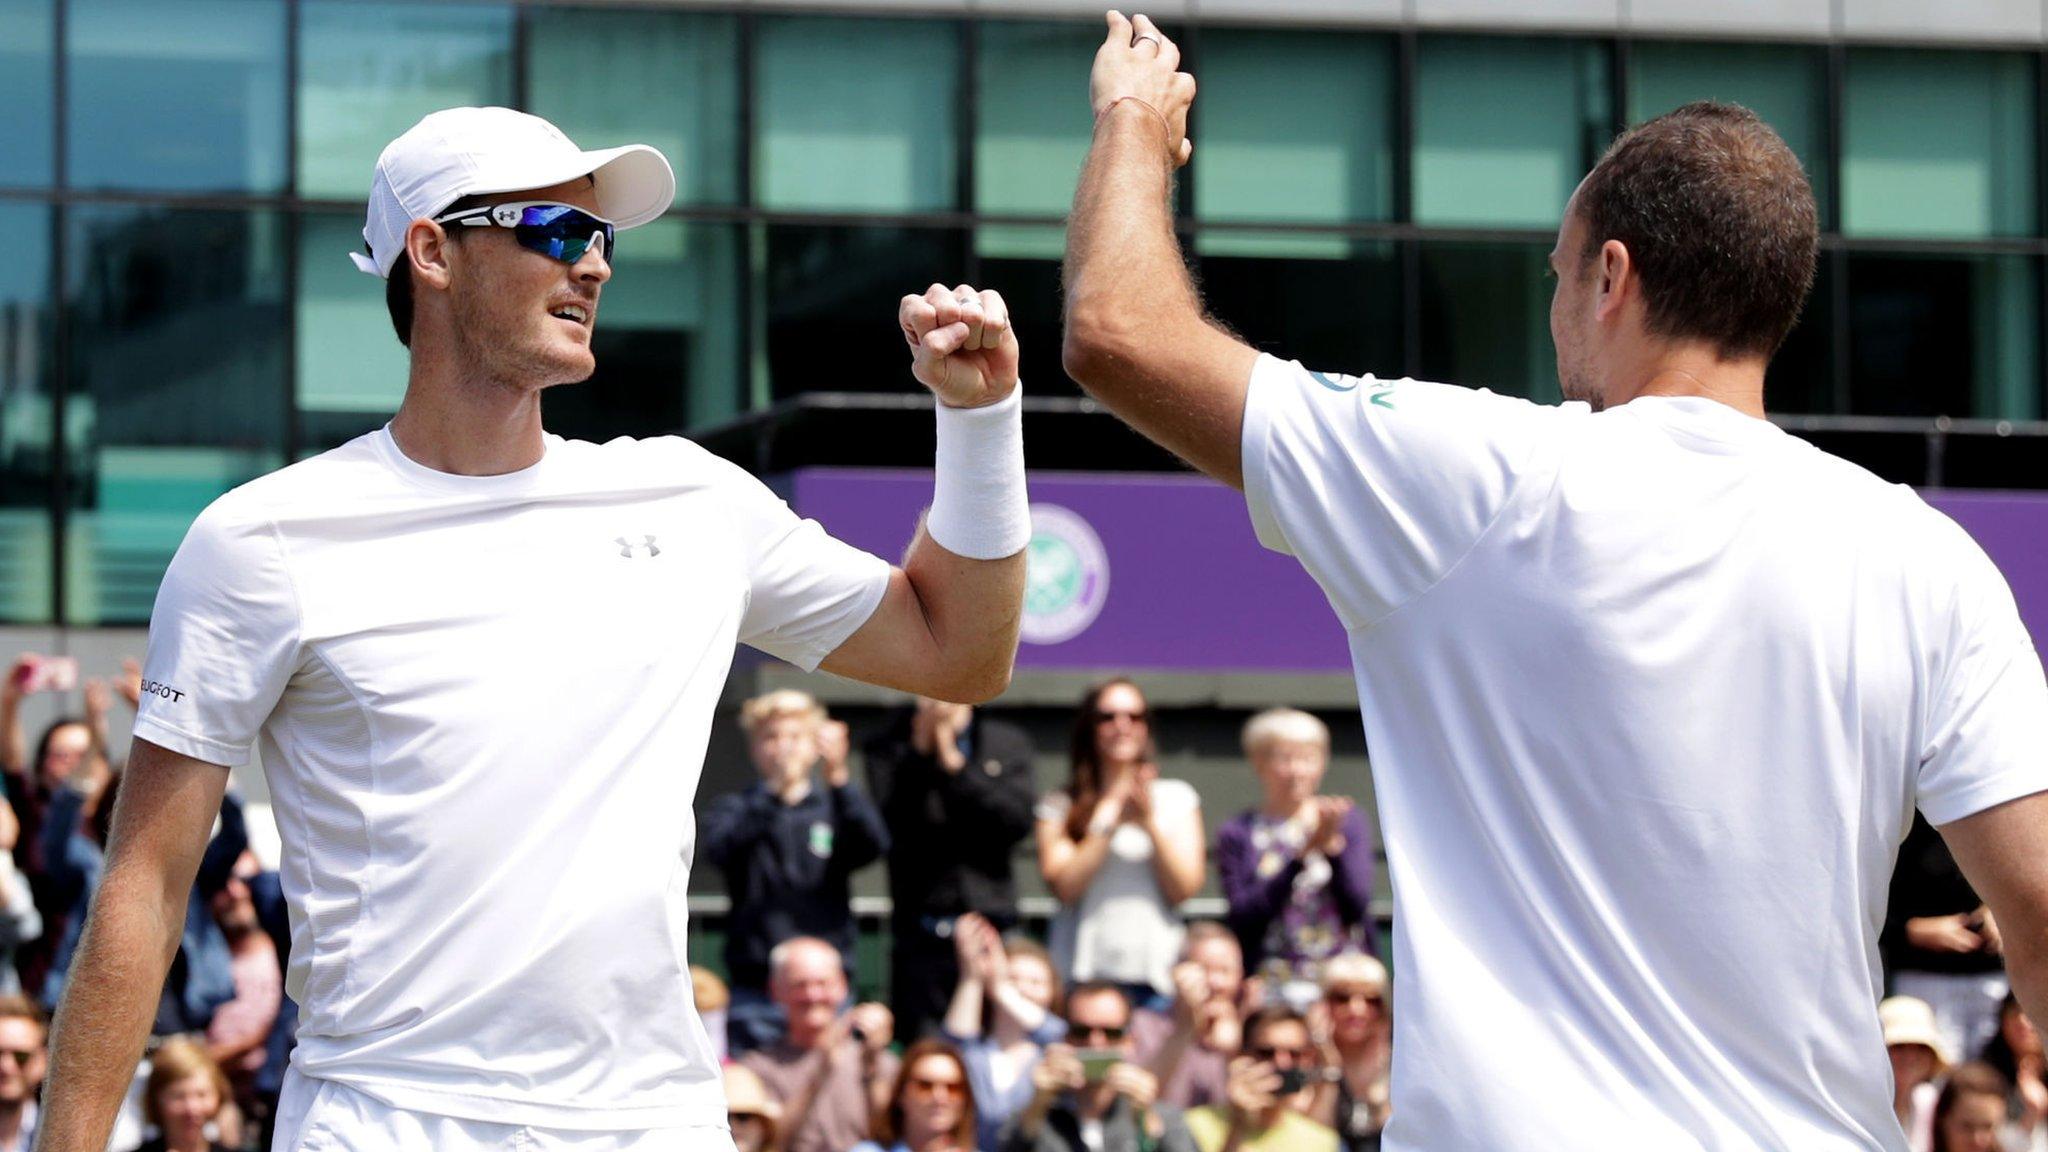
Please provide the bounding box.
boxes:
[3,0,2046,627]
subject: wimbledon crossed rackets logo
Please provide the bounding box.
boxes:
[1309,370,1397,409]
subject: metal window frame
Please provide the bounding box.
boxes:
[12,0,2048,628]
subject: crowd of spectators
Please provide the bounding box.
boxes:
[2,652,283,1150]
[1882,805,2048,1152]
[14,652,2012,1152]
[705,679,1387,1152]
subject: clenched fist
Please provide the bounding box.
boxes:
[899,283,1019,409]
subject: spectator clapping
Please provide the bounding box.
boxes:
[1035,680,1204,1005]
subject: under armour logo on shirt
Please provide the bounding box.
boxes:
[615,535,661,558]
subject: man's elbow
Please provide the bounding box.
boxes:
[1060,303,1144,391]
[931,657,1013,707]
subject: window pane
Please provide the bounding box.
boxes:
[1196,233,1400,374]
[1843,50,2036,239]
[975,21,1097,218]
[760,224,966,401]
[545,220,743,435]
[1848,253,2040,419]
[0,204,53,622]
[65,207,287,625]
[298,2,513,199]
[68,0,286,193]
[0,0,54,188]
[1417,242,1559,401]
[1764,256,1835,416]
[297,212,412,430]
[976,224,1076,398]
[1195,31,1395,225]
[755,18,958,213]
[1628,42,1829,226]
[527,8,739,209]
[1415,37,1611,229]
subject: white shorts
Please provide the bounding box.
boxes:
[271,1069,738,1152]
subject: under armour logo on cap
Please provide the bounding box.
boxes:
[616,535,660,558]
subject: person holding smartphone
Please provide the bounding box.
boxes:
[1001,982,1195,1152]
[1184,1006,1337,1152]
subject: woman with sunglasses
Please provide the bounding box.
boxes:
[1307,953,1391,1150]
[856,1040,983,1152]
[1036,680,1206,1009]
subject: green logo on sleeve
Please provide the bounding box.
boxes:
[1308,369,1397,409]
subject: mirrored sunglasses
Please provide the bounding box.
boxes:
[433,200,616,265]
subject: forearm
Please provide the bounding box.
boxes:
[944,977,985,1039]
[39,870,187,1151]
[1064,106,1200,356]
[1061,107,1255,487]
[0,694,23,777]
[990,981,1051,1034]
[899,529,1027,704]
[1146,821,1205,906]
[1043,831,1115,904]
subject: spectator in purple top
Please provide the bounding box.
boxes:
[1215,709,1374,1002]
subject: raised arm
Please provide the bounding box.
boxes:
[1061,12,1260,489]
[821,285,1028,704]
[36,737,230,1152]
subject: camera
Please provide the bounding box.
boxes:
[1074,1049,1121,1083]
[1274,1067,1312,1095]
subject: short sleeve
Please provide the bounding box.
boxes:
[1035,790,1072,825]
[1916,526,2048,826]
[1239,353,1560,629]
[131,496,303,768]
[715,459,891,672]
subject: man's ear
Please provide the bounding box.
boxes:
[405,219,455,291]
[1594,238,1632,324]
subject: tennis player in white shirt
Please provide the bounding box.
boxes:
[1064,13,2048,1151]
[35,107,1029,1151]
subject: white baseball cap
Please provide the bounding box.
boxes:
[350,106,676,279]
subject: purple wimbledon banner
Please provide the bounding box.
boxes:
[787,469,2048,673]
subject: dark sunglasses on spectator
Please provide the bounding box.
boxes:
[1068,1023,1127,1043]
[1325,988,1384,1007]
[433,200,616,265]
[1093,709,1147,725]
[0,1049,34,1068]
[729,1112,767,1128]
[906,1076,966,1099]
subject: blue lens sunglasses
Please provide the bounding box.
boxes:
[431,201,616,265]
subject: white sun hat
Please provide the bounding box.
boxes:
[349,106,675,279]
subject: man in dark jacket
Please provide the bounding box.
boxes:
[864,696,1036,1040]
[703,690,888,1055]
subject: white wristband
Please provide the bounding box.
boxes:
[926,386,1030,560]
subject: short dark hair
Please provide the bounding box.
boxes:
[1574,101,1818,361]
[1243,1004,1309,1047]
[381,194,485,349]
[1065,980,1132,1026]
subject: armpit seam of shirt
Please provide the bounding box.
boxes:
[307,645,383,1010]
[1354,405,1571,636]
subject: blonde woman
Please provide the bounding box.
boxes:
[136,1038,233,1152]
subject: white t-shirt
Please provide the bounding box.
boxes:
[1038,778,1199,994]
[1241,355,2048,1151]
[132,427,891,1131]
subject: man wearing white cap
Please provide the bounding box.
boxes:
[35,107,1030,1151]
